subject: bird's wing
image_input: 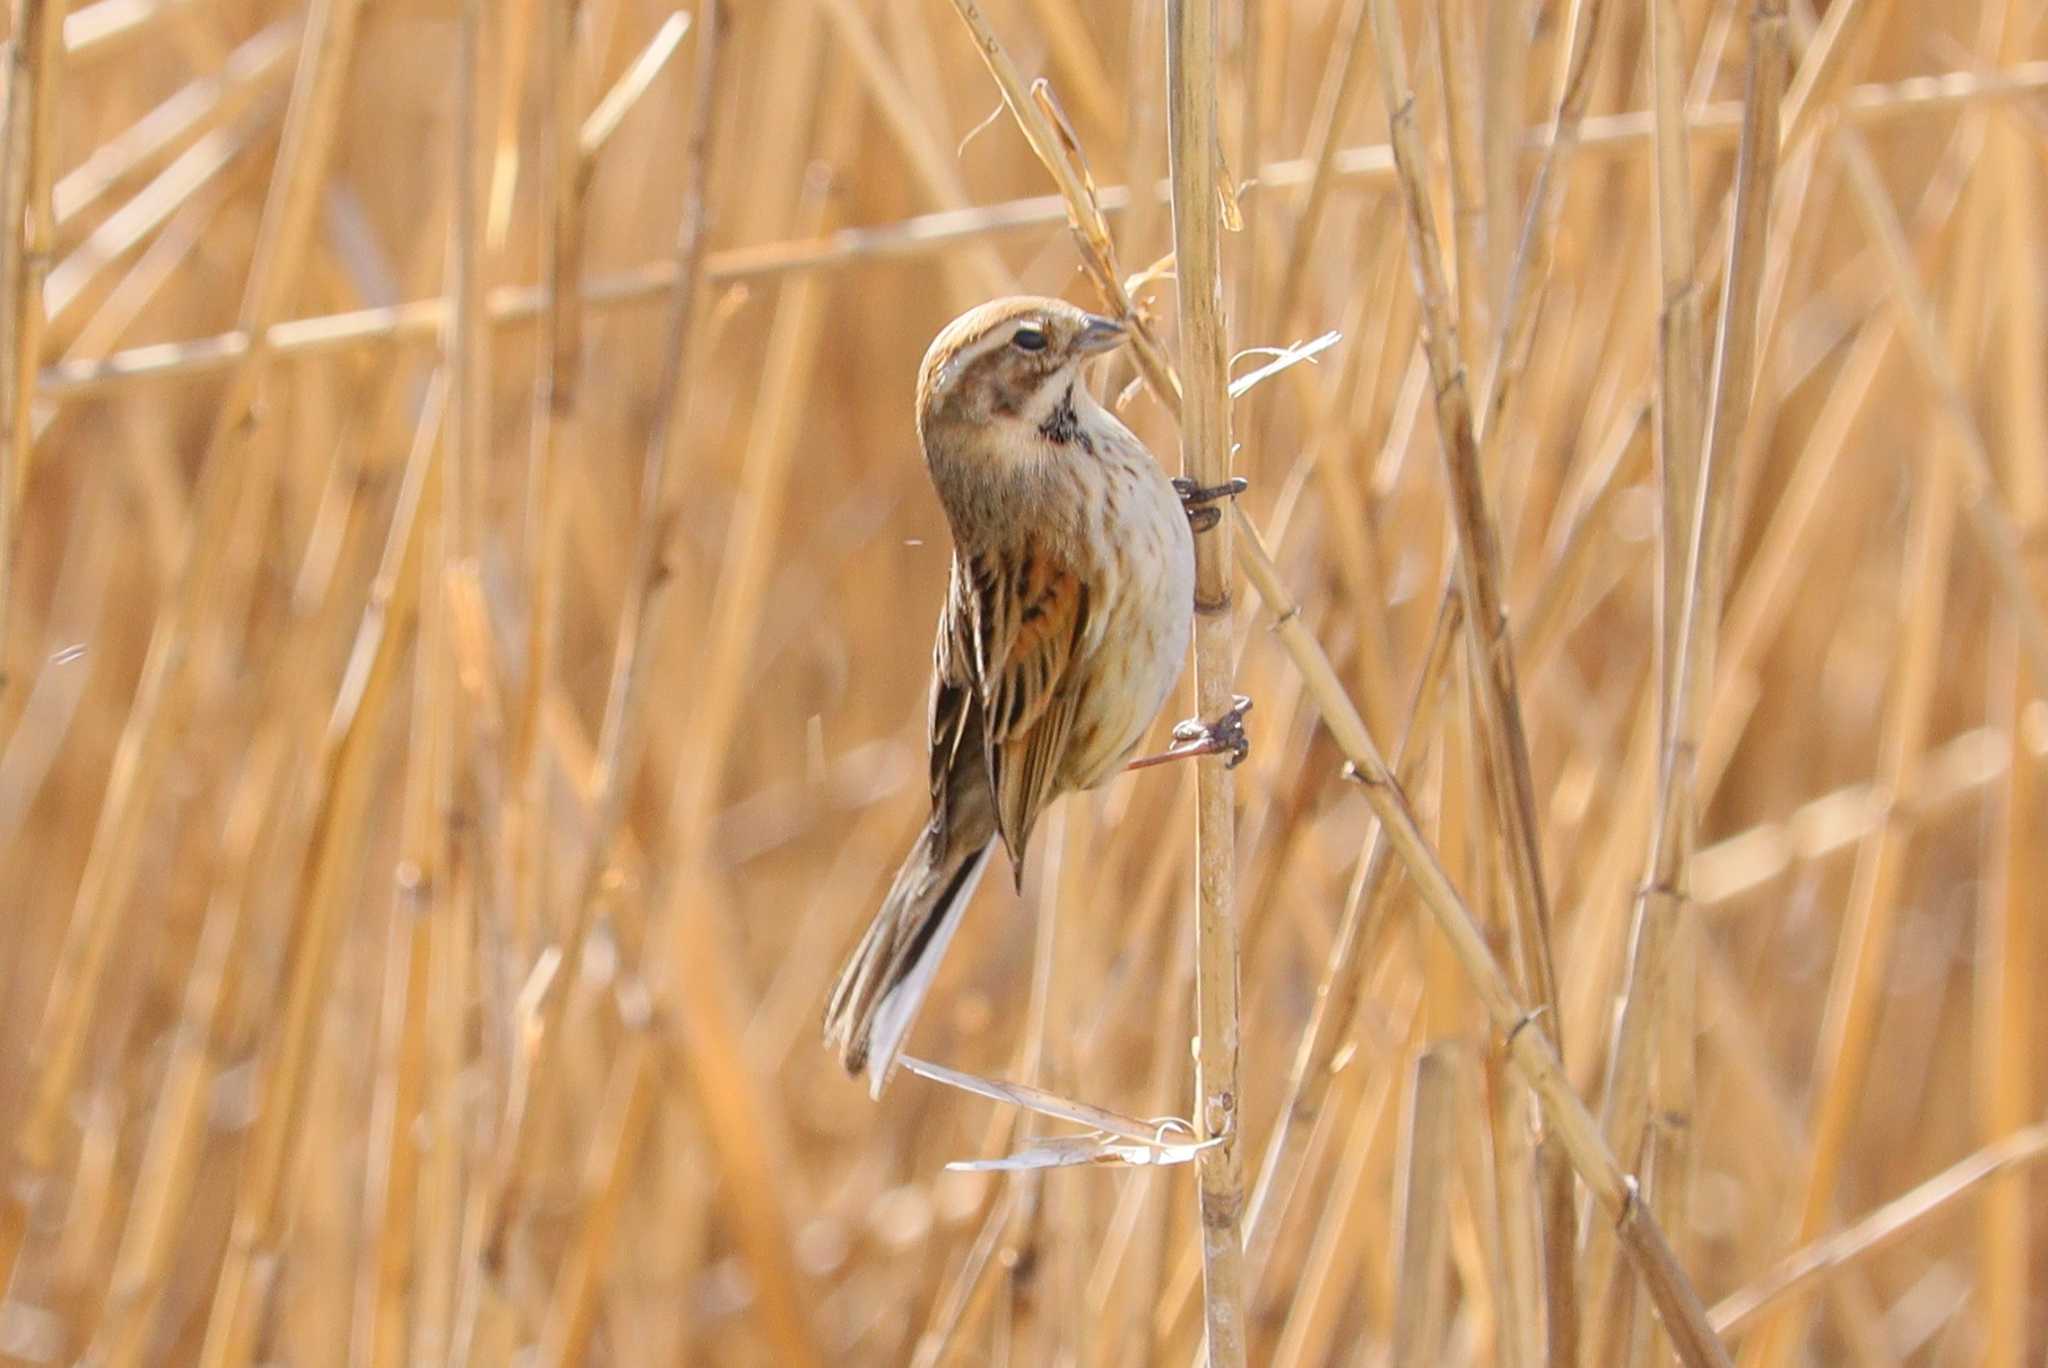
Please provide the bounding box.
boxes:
[939,542,1091,869]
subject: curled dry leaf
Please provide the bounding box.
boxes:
[956,100,1006,160]
[1227,330,1343,398]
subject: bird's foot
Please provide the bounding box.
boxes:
[1172,476,1249,533]
[1126,695,1253,771]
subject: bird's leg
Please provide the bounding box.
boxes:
[1172,475,1249,533]
[1126,695,1253,771]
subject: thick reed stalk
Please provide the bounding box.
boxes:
[1164,0,1245,1362]
[1977,0,2045,1348]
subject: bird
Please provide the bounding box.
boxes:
[823,295,1247,1097]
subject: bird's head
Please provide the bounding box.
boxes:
[915,296,1127,444]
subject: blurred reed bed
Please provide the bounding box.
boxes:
[0,0,2044,1362]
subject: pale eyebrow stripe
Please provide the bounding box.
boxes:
[937,319,1031,395]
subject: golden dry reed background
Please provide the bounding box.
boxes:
[0,0,2045,1362]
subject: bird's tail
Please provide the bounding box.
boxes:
[823,821,996,1098]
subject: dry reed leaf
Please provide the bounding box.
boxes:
[899,1054,1188,1146]
[946,1130,1213,1173]
[1228,330,1342,398]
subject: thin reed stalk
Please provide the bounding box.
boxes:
[1231,517,1731,1368]
[1712,1122,2048,1335]
[1243,600,1456,1278]
[1587,10,1787,1353]
[31,60,2048,399]
[10,0,364,1285]
[533,1027,657,1365]
[0,0,65,720]
[654,33,841,1368]
[1361,0,1580,1350]
[89,734,289,1368]
[486,0,741,1343]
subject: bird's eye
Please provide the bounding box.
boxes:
[1011,325,1048,353]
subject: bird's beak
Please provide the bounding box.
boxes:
[1074,314,1127,355]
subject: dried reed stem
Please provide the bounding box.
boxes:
[813,0,1007,300]
[534,1027,657,1365]
[1740,3,2037,1356]
[10,0,362,1292]
[16,3,2044,1360]
[416,5,491,1359]
[350,397,441,1358]
[1746,118,1972,1368]
[1388,1047,1455,1367]
[1268,1044,1399,1368]
[34,60,2048,399]
[946,0,1180,407]
[508,0,581,969]
[1243,600,1456,1276]
[45,103,280,328]
[1231,517,1731,1367]
[1361,0,1579,1350]
[1639,5,1708,1330]
[654,30,837,1368]
[1473,0,1608,438]
[495,0,714,1225]
[482,0,536,249]
[89,731,290,1367]
[1977,0,2045,1347]
[1839,129,2048,685]
[0,0,65,736]
[1270,0,1370,335]
[1164,0,1246,1361]
[1712,1122,2048,1334]
[51,20,296,231]
[1589,10,1786,1355]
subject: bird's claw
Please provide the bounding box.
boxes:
[1165,695,1253,769]
[1173,476,1249,533]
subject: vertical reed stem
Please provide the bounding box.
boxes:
[1164,0,1245,1362]
[0,0,64,729]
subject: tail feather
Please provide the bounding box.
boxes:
[823,826,996,1096]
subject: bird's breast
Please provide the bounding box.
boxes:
[1060,442,1195,789]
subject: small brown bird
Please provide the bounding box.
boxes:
[823,296,1244,1096]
